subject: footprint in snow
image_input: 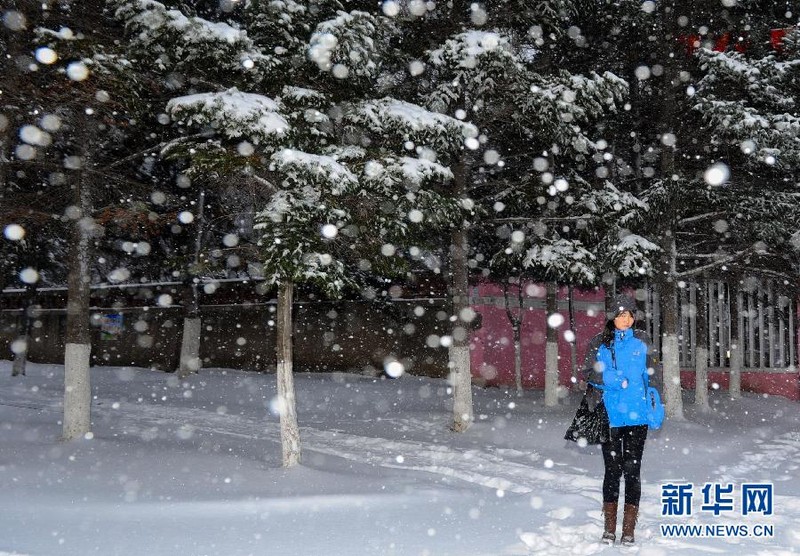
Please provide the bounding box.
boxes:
[547,507,574,520]
[519,523,607,554]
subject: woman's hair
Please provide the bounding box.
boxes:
[600,319,616,348]
[601,310,636,347]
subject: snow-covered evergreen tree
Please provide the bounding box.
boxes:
[1,0,158,437]
[113,0,477,464]
[571,0,800,417]
[397,1,627,410]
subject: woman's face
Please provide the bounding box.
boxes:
[613,310,634,331]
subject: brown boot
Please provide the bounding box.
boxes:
[621,503,638,545]
[602,501,618,544]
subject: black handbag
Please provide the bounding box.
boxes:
[564,386,610,445]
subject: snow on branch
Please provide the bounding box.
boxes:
[521,238,596,283]
[112,0,276,74]
[426,30,524,113]
[364,157,454,188]
[608,234,660,278]
[581,181,648,226]
[429,30,514,69]
[308,10,396,79]
[349,98,477,153]
[675,247,754,278]
[166,88,289,142]
[522,71,627,154]
[270,149,357,194]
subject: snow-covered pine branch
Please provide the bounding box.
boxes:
[580,181,648,227]
[110,0,278,80]
[427,30,523,113]
[606,233,660,278]
[348,98,478,155]
[269,148,357,197]
[522,238,596,284]
[308,10,398,80]
[490,235,596,285]
[166,89,289,144]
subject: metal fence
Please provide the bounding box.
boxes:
[641,281,797,370]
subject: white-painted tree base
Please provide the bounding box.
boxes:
[544,341,559,407]
[12,336,28,377]
[276,282,301,468]
[177,317,202,379]
[694,346,710,411]
[277,360,301,467]
[449,344,473,432]
[662,334,685,420]
[729,345,742,399]
[63,342,91,441]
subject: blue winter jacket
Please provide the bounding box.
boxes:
[593,328,651,428]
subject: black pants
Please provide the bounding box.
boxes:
[602,425,648,506]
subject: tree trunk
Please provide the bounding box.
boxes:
[276,280,301,467]
[503,281,524,396]
[0,116,9,194]
[544,282,559,406]
[11,335,30,377]
[604,281,615,320]
[177,282,201,379]
[694,282,710,411]
[63,174,93,441]
[659,269,684,420]
[177,189,205,378]
[11,283,37,377]
[567,285,578,388]
[656,5,684,421]
[728,282,742,399]
[449,159,473,432]
[512,323,522,395]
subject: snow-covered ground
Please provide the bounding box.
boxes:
[1,360,798,556]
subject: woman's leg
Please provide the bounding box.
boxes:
[619,425,648,544]
[621,425,648,506]
[601,428,624,541]
[601,427,624,503]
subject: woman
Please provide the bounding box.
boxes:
[582,294,658,546]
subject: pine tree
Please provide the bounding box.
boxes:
[1,0,160,436]
[394,0,627,410]
[113,0,477,464]
[570,0,800,416]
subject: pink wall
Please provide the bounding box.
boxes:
[680,371,799,401]
[470,282,605,388]
[470,282,800,401]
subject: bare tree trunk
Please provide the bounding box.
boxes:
[276,280,301,467]
[63,172,93,441]
[450,159,473,432]
[604,280,615,319]
[567,285,578,388]
[512,323,522,395]
[503,281,524,396]
[657,5,684,421]
[694,282,710,411]
[2,122,20,375]
[177,189,205,378]
[177,307,201,378]
[176,279,201,378]
[0,116,9,194]
[11,283,38,377]
[729,282,742,399]
[659,263,684,420]
[544,282,559,406]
